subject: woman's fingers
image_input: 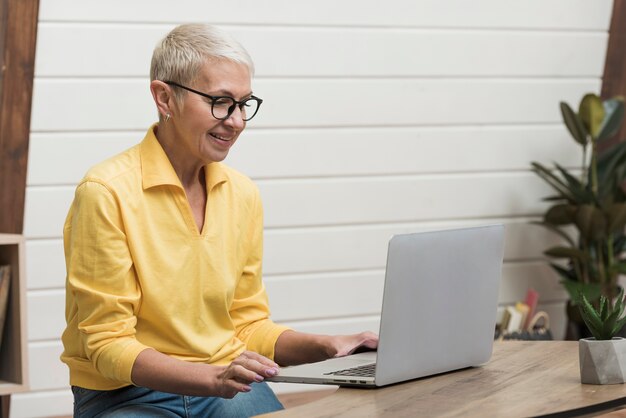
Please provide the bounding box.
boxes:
[234,351,280,378]
[215,351,281,398]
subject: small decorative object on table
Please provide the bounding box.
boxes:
[495,311,553,341]
[578,289,626,384]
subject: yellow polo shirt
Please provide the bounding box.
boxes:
[61,125,290,390]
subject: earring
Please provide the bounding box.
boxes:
[165,113,171,123]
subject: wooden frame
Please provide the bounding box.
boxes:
[0,0,40,234]
[602,0,626,141]
[0,234,28,395]
[0,0,39,415]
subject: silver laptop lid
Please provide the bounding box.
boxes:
[375,225,504,386]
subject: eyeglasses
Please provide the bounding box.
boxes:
[165,81,263,121]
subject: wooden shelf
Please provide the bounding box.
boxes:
[0,234,28,395]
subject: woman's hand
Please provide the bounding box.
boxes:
[131,348,279,398]
[211,351,280,398]
[328,331,379,358]
[274,330,379,366]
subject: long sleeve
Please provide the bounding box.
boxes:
[229,187,290,359]
[63,180,150,385]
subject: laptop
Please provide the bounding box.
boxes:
[267,224,505,387]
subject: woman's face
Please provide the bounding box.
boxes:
[172,59,252,166]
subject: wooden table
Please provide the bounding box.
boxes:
[258,341,626,418]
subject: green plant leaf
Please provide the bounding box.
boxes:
[575,205,607,241]
[531,162,575,202]
[549,263,577,282]
[579,93,605,139]
[597,97,625,142]
[542,195,567,202]
[611,262,626,275]
[561,280,601,303]
[544,204,577,225]
[612,315,626,337]
[613,290,626,335]
[545,246,589,261]
[605,304,621,328]
[600,296,608,320]
[613,288,626,321]
[554,163,594,202]
[606,203,626,233]
[614,236,626,253]
[560,101,588,145]
[579,293,605,339]
[577,288,626,339]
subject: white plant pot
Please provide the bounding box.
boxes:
[579,337,626,384]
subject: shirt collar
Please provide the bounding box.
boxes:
[140,124,228,191]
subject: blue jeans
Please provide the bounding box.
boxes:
[72,383,284,418]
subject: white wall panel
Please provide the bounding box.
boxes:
[280,317,381,337]
[27,290,65,342]
[268,262,566,322]
[27,342,66,391]
[28,126,581,186]
[10,389,73,418]
[38,0,612,30]
[265,220,567,275]
[31,79,601,131]
[23,187,73,239]
[267,271,384,322]
[36,24,608,77]
[229,126,582,179]
[26,240,65,289]
[259,173,550,228]
[27,132,140,186]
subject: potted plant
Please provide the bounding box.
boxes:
[531,93,626,338]
[578,289,626,384]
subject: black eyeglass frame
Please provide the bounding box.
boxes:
[164,81,263,121]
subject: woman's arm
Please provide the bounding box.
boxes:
[131,348,280,398]
[274,330,379,366]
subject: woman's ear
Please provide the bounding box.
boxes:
[150,80,176,119]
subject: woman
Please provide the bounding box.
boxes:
[61,23,378,417]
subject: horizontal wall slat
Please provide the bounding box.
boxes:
[30,79,601,131]
[24,174,553,237]
[38,0,612,30]
[11,388,73,418]
[27,342,66,391]
[264,221,565,275]
[267,272,384,322]
[26,239,65,289]
[36,24,608,77]
[267,262,566,322]
[258,173,551,228]
[27,125,582,186]
[27,290,65,342]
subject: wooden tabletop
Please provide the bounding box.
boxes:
[258,341,626,418]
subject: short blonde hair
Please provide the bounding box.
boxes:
[151,24,254,101]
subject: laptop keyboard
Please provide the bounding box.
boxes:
[324,363,377,377]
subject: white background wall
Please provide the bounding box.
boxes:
[13,1,614,416]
